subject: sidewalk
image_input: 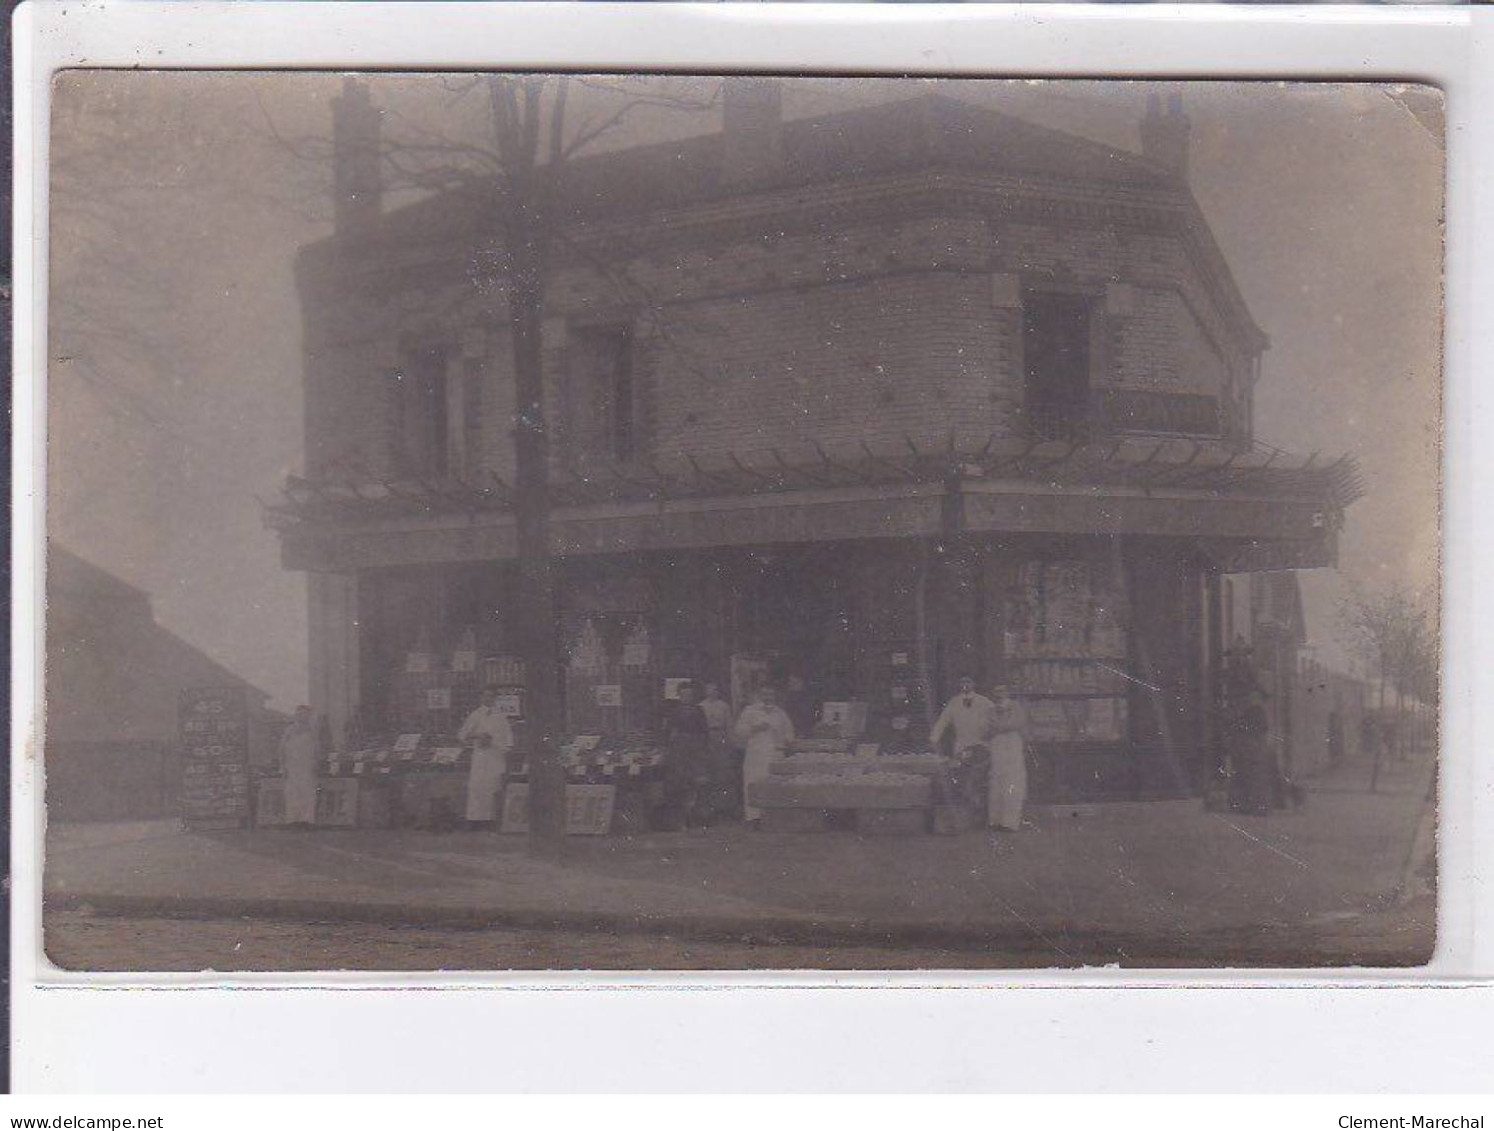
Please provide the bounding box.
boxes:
[44,758,1436,968]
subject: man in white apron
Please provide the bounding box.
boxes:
[733,686,795,824]
[459,687,514,826]
[279,705,319,827]
[985,685,1029,832]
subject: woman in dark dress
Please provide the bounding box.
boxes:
[1230,689,1274,815]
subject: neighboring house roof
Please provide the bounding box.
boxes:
[46,545,276,744]
[48,542,152,608]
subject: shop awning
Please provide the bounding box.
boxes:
[268,434,1360,572]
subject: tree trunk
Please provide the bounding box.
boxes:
[498,77,568,857]
[511,280,566,855]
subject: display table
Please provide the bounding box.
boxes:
[750,751,951,834]
[250,733,689,833]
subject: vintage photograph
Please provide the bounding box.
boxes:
[42,73,1441,970]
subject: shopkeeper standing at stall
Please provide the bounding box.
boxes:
[930,676,996,754]
[459,687,514,826]
[734,686,795,825]
[279,705,319,827]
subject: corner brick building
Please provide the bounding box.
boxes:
[273,81,1359,801]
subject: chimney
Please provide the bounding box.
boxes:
[332,76,382,235]
[721,78,783,186]
[1140,89,1190,181]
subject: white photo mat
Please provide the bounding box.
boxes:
[10,0,1491,1094]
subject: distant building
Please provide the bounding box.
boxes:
[273,81,1360,801]
[46,545,281,821]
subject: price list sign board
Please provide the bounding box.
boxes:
[179,686,251,829]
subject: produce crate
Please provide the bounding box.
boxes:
[857,808,928,836]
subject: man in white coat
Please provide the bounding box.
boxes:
[930,676,996,755]
[733,685,795,824]
[459,687,514,826]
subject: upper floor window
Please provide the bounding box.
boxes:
[566,324,636,463]
[1022,291,1094,443]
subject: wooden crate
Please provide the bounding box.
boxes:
[857,808,928,836]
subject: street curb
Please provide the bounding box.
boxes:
[45,890,1434,969]
[1394,767,1438,905]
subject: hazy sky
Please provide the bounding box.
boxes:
[46,74,1442,709]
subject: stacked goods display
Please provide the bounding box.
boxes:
[750,747,949,834]
[250,735,475,830]
[506,734,667,783]
[563,614,658,736]
[1002,559,1130,744]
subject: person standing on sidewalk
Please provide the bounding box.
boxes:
[459,687,514,827]
[734,686,795,825]
[279,705,319,828]
[1229,687,1274,815]
[985,685,1029,833]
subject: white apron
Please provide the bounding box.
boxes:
[460,705,514,822]
[735,704,794,820]
[987,731,1027,831]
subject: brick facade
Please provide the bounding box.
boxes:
[296,113,1266,483]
